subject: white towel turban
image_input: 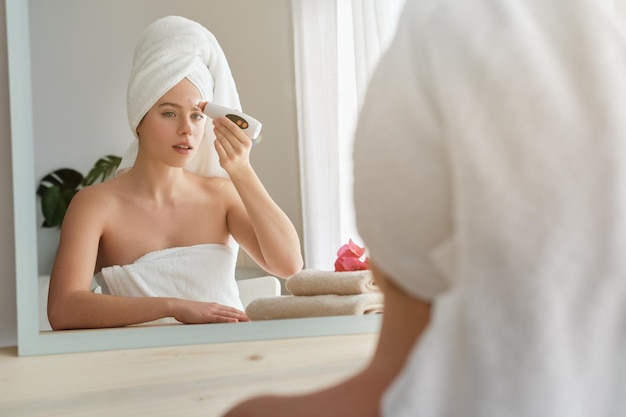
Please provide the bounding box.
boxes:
[116,15,242,178]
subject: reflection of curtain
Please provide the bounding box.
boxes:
[292,0,405,269]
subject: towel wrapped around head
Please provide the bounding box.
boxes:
[116,15,241,178]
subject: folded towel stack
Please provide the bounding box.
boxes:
[246,269,384,321]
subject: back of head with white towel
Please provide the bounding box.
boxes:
[116,15,242,178]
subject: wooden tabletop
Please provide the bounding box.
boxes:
[0,333,378,417]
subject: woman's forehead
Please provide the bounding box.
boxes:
[159,78,203,103]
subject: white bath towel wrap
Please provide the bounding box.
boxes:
[94,243,243,325]
[117,15,242,178]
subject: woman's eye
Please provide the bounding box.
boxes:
[191,113,205,120]
[162,111,175,117]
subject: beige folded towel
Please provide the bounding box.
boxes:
[285,269,379,296]
[246,293,384,321]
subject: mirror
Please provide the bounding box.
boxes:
[7,0,380,356]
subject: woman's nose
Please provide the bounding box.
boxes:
[178,118,192,135]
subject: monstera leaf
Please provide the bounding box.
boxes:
[36,155,122,228]
[82,155,122,186]
[36,168,83,227]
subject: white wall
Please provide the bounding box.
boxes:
[0,0,302,347]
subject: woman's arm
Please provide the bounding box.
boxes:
[47,188,248,330]
[222,261,432,417]
[212,116,303,278]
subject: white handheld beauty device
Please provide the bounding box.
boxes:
[202,101,263,145]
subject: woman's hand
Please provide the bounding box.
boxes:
[213,116,253,176]
[171,298,250,324]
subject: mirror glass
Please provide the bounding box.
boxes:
[8,0,380,356]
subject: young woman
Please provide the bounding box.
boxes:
[47,16,302,330]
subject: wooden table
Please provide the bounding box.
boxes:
[0,333,377,417]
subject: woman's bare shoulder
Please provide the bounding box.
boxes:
[68,177,126,213]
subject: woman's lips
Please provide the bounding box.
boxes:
[173,143,193,154]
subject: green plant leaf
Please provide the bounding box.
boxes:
[40,185,71,227]
[37,168,83,228]
[36,168,83,197]
[36,155,121,229]
[82,155,122,186]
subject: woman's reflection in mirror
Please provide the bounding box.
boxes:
[47,16,302,330]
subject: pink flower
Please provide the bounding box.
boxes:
[334,239,370,272]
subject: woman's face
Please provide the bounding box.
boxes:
[136,78,206,168]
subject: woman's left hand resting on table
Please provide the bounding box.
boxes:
[171,299,250,324]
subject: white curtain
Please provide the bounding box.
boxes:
[292,0,405,269]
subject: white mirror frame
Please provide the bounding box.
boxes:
[6,0,380,356]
